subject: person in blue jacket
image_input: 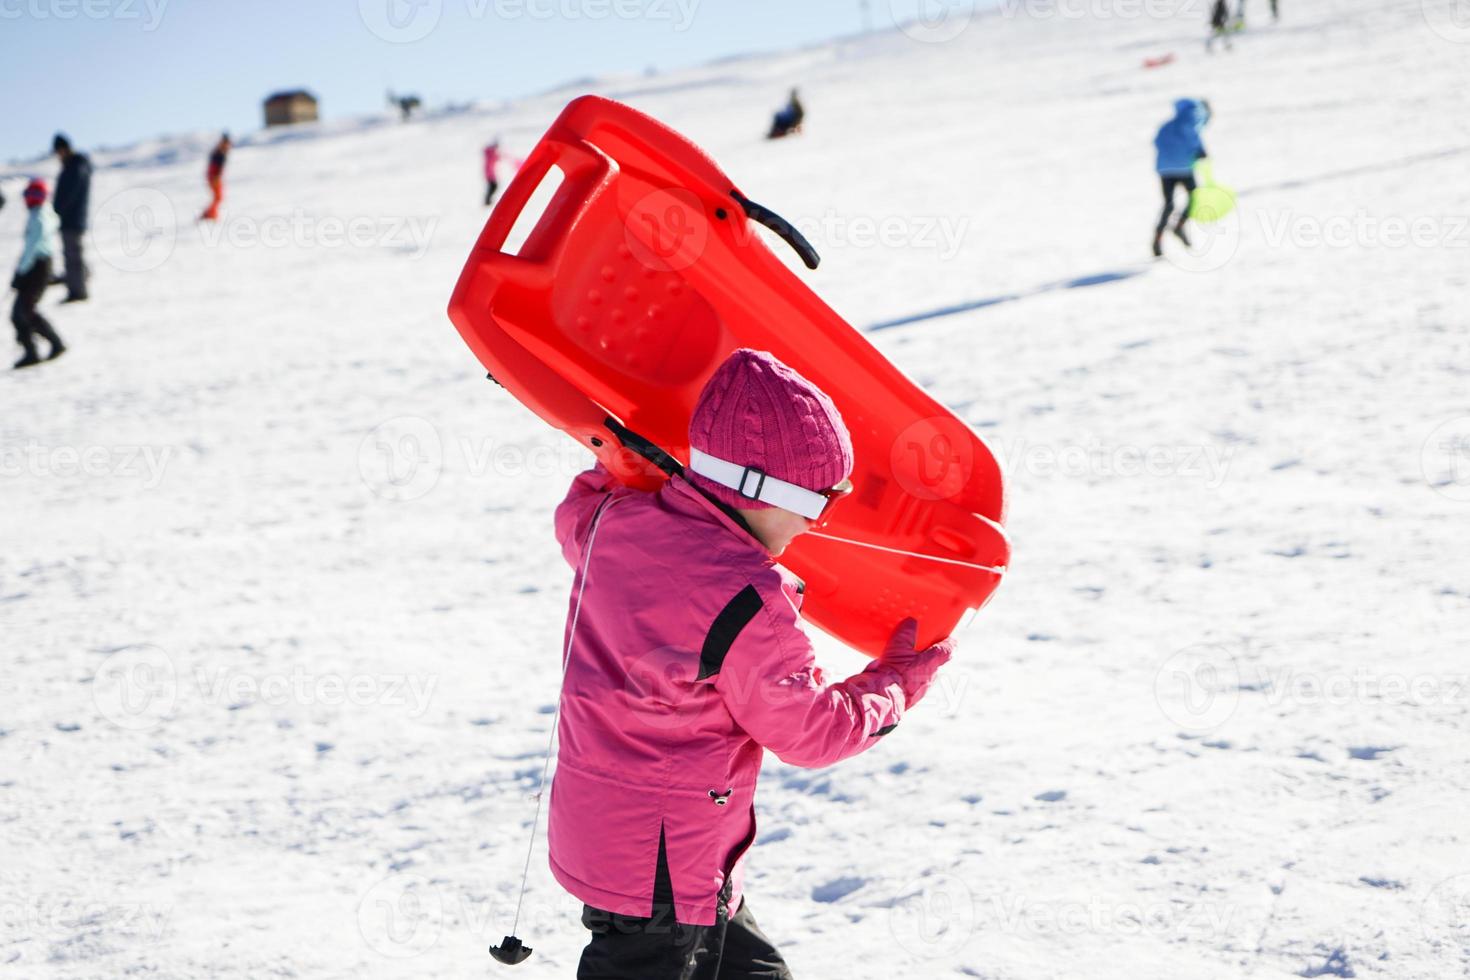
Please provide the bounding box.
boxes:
[767,88,805,140]
[11,179,65,368]
[1152,98,1211,257]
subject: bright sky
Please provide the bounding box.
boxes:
[0,0,957,162]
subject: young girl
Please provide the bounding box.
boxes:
[11,179,65,369]
[548,348,954,978]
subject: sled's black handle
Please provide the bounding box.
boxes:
[730,191,820,270]
[603,416,685,478]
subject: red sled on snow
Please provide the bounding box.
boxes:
[447,96,1009,657]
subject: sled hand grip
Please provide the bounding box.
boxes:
[480,139,607,257]
[731,191,820,271]
[481,141,559,254]
[603,416,684,478]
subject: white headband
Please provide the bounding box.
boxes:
[687,449,829,520]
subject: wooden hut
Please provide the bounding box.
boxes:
[263,90,319,128]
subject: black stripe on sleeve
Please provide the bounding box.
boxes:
[698,585,764,680]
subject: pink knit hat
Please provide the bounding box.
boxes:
[687,349,853,511]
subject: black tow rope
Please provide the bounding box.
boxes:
[484,421,698,966]
[602,416,684,478]
[490,493,619,966]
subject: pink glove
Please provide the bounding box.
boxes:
[876,618,955,707]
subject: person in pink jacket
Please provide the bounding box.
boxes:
[484,138,516,207]
[549,348,955,978]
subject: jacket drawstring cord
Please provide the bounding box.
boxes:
[500,494,619,958]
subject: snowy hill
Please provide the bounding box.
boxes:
[4,1,1470,977]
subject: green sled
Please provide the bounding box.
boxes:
[1190,160,1237,223]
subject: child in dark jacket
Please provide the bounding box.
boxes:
[549,348,954,978]
[200,133,230,222]
[1208,0,1233,51]
[11,179,65,368]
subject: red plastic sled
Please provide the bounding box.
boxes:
[448,96,1009,657]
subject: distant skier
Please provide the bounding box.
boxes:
[482,139,522,207]
[547,348,954,977]
[200,132,230,222]
[1270,0,1279,19]
[483,139,504,207]
[11,179,66,369]
[1208,0,1233,51]
[767,88,805,140]
[51,133,91,303]
[1152,98,1212,257]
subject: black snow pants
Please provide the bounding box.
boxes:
[577,833,794,980]
[12,257,62,358]
[1156,174,1198,234]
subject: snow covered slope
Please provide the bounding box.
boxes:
[3,1,1469,977]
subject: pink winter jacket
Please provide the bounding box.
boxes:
[547,463,910,926]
